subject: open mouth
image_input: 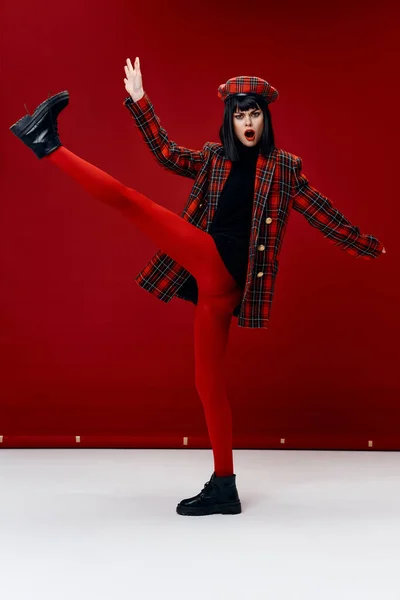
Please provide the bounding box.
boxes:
[244,130,255,141]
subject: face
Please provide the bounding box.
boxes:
[233,104,264,146]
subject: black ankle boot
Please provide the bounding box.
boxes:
[9,91,69,159]
[176,472,242,516]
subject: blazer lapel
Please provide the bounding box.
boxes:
[207,147,277,240]
[251,149,277,243]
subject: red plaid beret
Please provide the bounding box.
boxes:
[217,76,278,104]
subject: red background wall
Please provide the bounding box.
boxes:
[1,0,398,449]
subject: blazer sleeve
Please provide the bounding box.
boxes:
[123,94,207,180]
[291,157,384,259]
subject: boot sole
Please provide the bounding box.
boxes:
[176,500,242,516]
[10,91,69,136]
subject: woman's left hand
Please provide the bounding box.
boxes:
[382,247,386,253]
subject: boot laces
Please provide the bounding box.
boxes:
[201,474,215,494]
[47,92,59,137]
[22,93,60,136]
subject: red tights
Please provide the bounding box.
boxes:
[47,147,243,476]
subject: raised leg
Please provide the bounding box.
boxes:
[46,147,238,297]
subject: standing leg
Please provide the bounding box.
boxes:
[45,147,244,477]
[47,147,244,477]
[193,287,243,477]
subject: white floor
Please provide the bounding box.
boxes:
[0,448,399,600]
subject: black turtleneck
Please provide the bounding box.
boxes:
[176,141,260,305]
[208,141,260,289]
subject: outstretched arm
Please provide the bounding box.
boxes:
[291,157,386,259]
[123,57,208,179]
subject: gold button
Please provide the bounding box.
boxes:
[199,203,203,208]
[257,272,264,278]
[265,217,272,224]
[258,245,265,251]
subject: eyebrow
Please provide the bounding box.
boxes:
[234,108,260,114]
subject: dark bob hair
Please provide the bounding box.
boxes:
[218,93,276,162]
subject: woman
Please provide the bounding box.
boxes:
[9,57,386,517]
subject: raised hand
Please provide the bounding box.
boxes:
[124,57,144,102]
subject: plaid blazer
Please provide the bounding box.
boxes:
[124,93,384,329]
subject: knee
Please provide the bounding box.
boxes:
[194,375,222,399]
[197,289,241,316]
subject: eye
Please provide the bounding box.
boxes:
[234,112,261,119]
